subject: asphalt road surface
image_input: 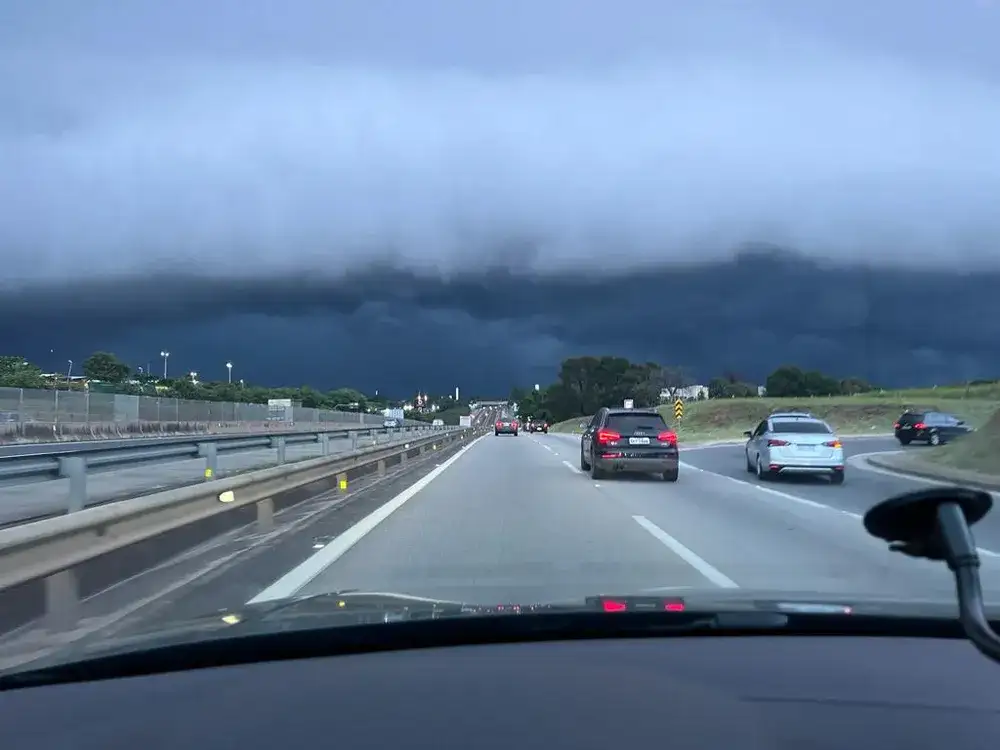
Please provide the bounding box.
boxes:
[244,431,1000,607]
[0,430,424,526]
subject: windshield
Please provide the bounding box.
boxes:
[771,421,832,434]
[1,3,999,676]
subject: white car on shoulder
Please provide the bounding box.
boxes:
[743,412,845,485]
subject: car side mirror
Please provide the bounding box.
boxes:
[579,422,587,429]
[957,420,966,425]
[743,430,753,438]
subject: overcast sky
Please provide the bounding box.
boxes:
[1,1,998,395]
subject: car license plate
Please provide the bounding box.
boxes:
[798,445,815,452]
[629,437,650,445]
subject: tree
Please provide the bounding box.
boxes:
[0,356,45,388]
[82,351,130,383]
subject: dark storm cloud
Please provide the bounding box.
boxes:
[2,1,999,390]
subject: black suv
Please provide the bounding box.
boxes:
[526,419,549,434]
[894,410,973,446]
[580,407,679,482]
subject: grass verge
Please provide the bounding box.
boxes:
[924,409,1000,477]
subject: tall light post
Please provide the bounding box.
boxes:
[226,361,233,384]
[160,351,170,380]
[190,371,198,383]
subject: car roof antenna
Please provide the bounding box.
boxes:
[864,487,1000,665]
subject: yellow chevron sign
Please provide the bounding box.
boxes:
[673,399,684,420]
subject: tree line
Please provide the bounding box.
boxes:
[0,352,465,421]
[510,358,876,424]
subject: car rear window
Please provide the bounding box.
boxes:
[897,412,926,424]
[605,413,667,432]
[771,420,831,434]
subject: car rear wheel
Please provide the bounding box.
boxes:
[580,446,590,471]
[662,467,679,482]
[590,456,605,480]
[756,456,773,481]
[897,436,911,446]
[830,471,845,485]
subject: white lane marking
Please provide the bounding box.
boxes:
[680,461,1000,559]
[562,459,583,474]
[632,515,739,588]
[247,433,488,604]
[681,460,859,518]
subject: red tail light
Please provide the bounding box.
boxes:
[824,439,842,448]
[893,422,900,429]
[767,438,790,447]
[601,600,628,612]
[657,430,678,445]
[596,429,621,444]
[913,422,926,430]
[664,602,686,612]
[495,421,502,428]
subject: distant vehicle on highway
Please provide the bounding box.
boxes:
[383,418,400,429]
[525,419,548,434]
[743,413,845,484]
[579,407,678,482]
[894,410,973,446]
[495,417,519,436]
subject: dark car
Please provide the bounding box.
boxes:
[495,417,519,436]
[579,407,679,481]
[894,410,973,446]
[526,419,549,434]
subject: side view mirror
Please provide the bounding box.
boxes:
[957,420,966,426]
[579,422,587,429]
[743,430,753,438]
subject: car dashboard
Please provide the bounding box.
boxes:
[3,635,999,749]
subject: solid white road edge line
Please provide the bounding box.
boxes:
[632,515,739,588]
[679,461,1000,559]
[246,433,489,604]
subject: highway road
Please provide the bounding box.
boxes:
[5,420,1000,671]
[0,430,409,527]
[243,431,1000,607]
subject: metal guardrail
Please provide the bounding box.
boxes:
[0,424,452,514]
[0,425,482,632]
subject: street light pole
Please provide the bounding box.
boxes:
[226,361,233,384]
[160,351,170,380]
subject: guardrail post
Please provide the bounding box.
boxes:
[337,472,348,494]
[58,456,88,513]
[198,442,218,480]
[377,459,386,477]
[319,433,330,456]
[349,430,358,450]
[271,436,287,465]
[256,498,274,532]
[400,445,409,465]
[44,569,80,632]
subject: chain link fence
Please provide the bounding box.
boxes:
[0,387,391,442]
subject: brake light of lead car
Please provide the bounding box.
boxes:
[657,430,677,445]
[596,429,621,444]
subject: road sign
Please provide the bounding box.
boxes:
[624,399,634,409]
[674,399,684,420]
